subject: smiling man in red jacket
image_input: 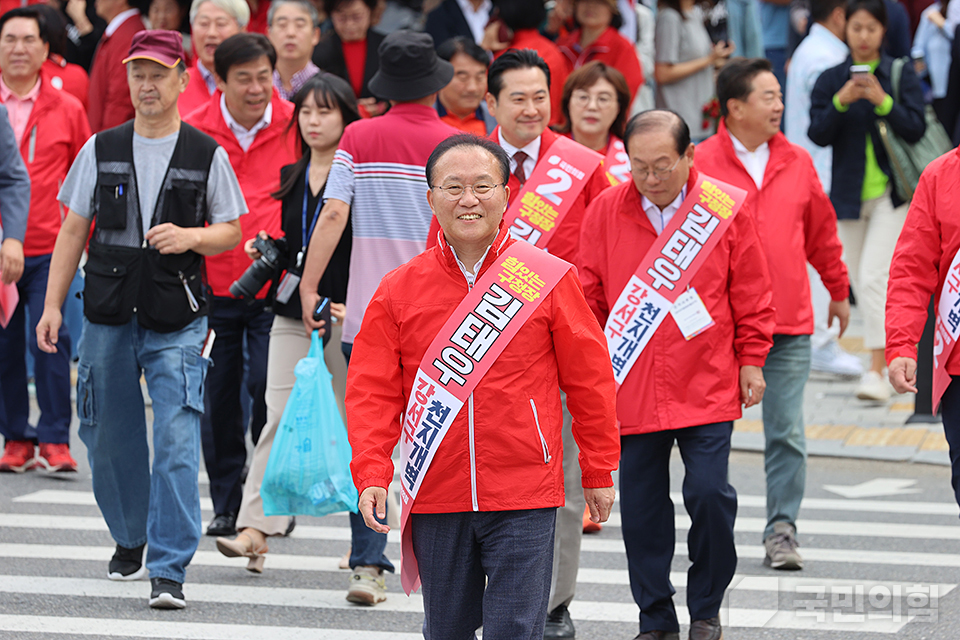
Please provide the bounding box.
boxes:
[185,33,297,538]
[0,7,90,473]
[697,58,850,573]
[579,109,775,640]
[348,133,619,639]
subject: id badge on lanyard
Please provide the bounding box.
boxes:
[278,166,323,304]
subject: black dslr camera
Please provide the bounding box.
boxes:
[230,235,286,299]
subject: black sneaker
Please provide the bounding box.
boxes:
[205,512,237,537]
[107,543,146,581]
[543,604,576,638]
[149,577,186,609]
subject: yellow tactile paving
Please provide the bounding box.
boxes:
[844,426,898,447]
[920,430,950,451]
[888,402,915,413]
[837,336,865,353]
[884,427,929,447]
[734,419,763,433]
[806,424,857,440]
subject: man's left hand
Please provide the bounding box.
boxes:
[828,298,851,337]
[740,365,765,408]
[145,223,200,255]
[0,238,24,284]
[584,486,615,524]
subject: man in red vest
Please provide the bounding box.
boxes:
[185,32,297,537]
[0,6,90,473]
[86,0,145,131]
[696,58,850,573]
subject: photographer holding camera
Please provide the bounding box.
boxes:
[183,33,298,538]
[214,73,358,577]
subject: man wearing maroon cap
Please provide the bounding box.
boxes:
[37,30,248,610]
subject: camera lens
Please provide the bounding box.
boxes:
[230,256,275,299]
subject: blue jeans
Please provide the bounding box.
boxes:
[760,333,811,540]
[412,508,557,639]
[0,254,72,444]
[620,424,737,633]
[77,316,209,583]
[342,341,394,572]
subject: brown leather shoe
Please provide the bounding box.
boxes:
[633,632,680,640]
[688,617,722,640]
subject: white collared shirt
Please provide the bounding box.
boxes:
[197,60,217,95]
[498,130,539,183]
[729,130,769,189]
[450,242,492,287]
[105,8,139,37]
[220,94,272,151]
[641,186,686,235]
[456,0,492,44]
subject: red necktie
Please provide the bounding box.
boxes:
[513,150,529,185]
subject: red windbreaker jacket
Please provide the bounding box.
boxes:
[426,127,610,265]
[0,77,90,257]
[696,121,849,335]
[186,93,298,297]
[347,225,620,513]
[578,167,776,434]
[87,13,145,132]
[887,147,960,374]
[557,26,644,101]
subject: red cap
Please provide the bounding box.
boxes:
[122,30,185,68]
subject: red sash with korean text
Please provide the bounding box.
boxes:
[503,136,603,248]
[932,249,960,410]
[398,241,572,594]
[603,137,632,186]
[604,174,747,385]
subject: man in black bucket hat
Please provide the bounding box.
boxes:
[297,30,457,606]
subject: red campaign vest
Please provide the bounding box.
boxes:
[397,240,571,594]
[604,174,747,385]
[502,136,603,249]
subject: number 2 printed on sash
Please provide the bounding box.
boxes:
[504,138,603,248]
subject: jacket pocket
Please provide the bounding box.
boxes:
[96,173,128,230]
[529,399,551,464]
[82,260,127,318]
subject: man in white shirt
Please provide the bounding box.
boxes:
[784,0,861,378]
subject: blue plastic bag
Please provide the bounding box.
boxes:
[261,330,359,517]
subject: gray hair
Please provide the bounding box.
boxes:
[189,0,250,29]
[267,0,319,27]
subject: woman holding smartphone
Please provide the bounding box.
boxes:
[809,0,925,402]
[216,73,359,571]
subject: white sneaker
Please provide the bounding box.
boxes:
[811,341,864,377]
[856,371,891,402]
[346,565,386,605]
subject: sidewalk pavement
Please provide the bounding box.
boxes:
[736,308,950,466]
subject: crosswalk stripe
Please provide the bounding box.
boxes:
[5,513,960,567]
[14,490,215,512]
[0,577,915,633]
[0,614,422,639]
[2,543,952,597]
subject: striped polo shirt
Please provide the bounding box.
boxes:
[325,103,457,343]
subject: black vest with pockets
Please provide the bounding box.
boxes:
[84,121,219,333]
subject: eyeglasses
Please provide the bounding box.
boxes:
[570,91,615,109]
[633,156,683,181]
[431,183,504,201]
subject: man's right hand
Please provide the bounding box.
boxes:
[358,486,391,534]
[36,307,63,354]
[889,356,919,394]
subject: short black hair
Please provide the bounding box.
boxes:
[426,133,511,186]
[437,35,489,67]
[34,5,69,56]
[623,110,690,157]
[493,0,546,31]
[846,0,887,26]
[487,48,550,101]
[811,0,847,22]
[324,0,376,14]
[0,6,46,42]
[214,32,277,81]
[716,58,773,117]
